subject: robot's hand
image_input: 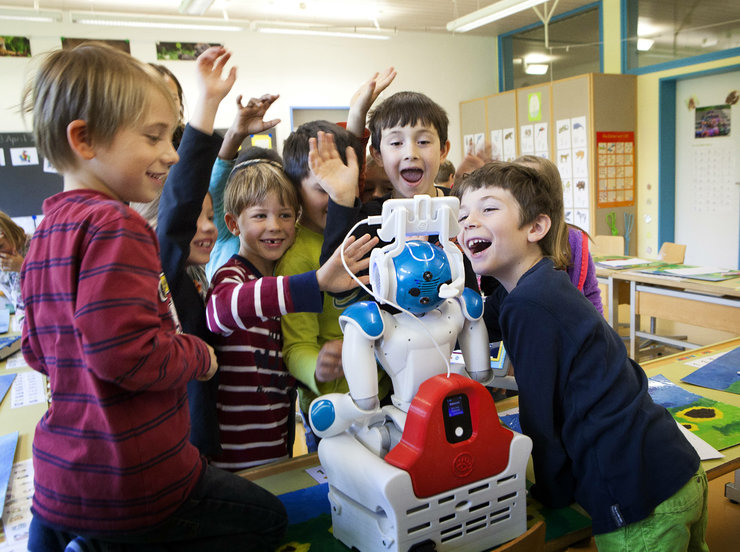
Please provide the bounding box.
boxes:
[309,393,383,439]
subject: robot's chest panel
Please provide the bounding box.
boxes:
[378,303,464,361]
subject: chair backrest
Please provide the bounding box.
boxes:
[658,242,686,264]
[591,235,625,257]
[492,520,546,552]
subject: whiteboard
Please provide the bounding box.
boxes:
[675,71,740,270]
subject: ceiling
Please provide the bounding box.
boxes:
[1,0,597,37]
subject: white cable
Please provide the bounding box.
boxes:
[340,218,453,377]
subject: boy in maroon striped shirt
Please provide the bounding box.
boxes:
[21,43,289,551]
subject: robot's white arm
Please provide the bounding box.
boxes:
[457,288,494,385]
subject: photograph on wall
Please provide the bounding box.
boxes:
[156,42,221,60]
[694,105,730,138]
[0,36,31,57]
[502,128,516,161]
[534,122,548,155]
[596,131,635,207]
[62,38,130,53]
[556,118,571,150]
[571,116,587,148]
[490,129,503,161]
[9,147,38,167]
[519,125,534,155]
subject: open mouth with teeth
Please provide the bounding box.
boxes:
[466,238,491,254]
[147,171,167,184]
[193,239,213,250]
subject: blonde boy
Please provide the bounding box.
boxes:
[22,43,287,550]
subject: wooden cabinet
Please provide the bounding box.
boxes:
[460,74,637,254]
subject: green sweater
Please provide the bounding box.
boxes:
[276,223,390,412]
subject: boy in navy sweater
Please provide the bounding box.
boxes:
[454,162,708,552]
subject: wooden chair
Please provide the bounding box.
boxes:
[489,520,546,552]
[591,235,625,257]
[657,242,686,264]
[641,242,688,359]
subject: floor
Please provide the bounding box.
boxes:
[292,422,740,551]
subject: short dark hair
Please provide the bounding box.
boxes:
[435,160,456,183]
[453,162,569,268]
[282,120,364,192]
[236,145,282,166]
[368,91,448,151]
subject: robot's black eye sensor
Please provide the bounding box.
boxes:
[423,271,433,281]
[409,288,421,297]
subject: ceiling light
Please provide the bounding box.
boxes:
[525,63,548,75]
[258,27,391,40]
[71,12,244,32]
[637,37,654,51]
[179,0,216,16]
[447,0,549,33]
[0,7,62,23]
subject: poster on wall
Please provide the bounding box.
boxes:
[596,131,635,207]
[502,128,516,161]
[520,125,534,155]
[490,129,503,161]
[694,105,731,138]
[62,38,130,53]
[0,36,31,57]
[156,42,222,60]
[534,122,548,156]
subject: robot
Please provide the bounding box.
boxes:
[309,195,532,552]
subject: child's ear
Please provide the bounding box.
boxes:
[440,139,451,161]
[224,213,240,237]
[527,214,552,243]
[66,120,95,160]
[370,145,383,167]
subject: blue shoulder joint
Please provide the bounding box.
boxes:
[339,301,384,339]
[460,288,484,321]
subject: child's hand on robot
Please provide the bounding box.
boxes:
[308,131,359,207]
[316,233,378,293]
[315,340,345,383]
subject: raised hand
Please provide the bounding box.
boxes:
[347,67,397,136]
[191,46,237,134]
[220,94,281,159]
[308,131,359,207]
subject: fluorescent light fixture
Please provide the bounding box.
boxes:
[179,0,216,16]
[258,26,391,40]
[72,13,244,32]
[525,63,548,75]
[447,0,549,33]
[636,37,654,51]
[0,7,62,23]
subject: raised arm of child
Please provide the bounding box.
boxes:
[207,94,280,280]
[346,66,396,139]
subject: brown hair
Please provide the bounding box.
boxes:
[224,160,300,219]
[453,161,570,269]
[23,42,178,173]
[0,211,27,253]
[368,91,448,151]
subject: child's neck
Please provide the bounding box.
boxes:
[243,253,274,277]
[392,183,441,200]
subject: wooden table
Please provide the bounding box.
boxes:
[595,266,740,359]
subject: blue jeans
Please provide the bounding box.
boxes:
[28,464,287,552]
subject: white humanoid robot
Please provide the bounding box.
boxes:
[309,195,532,552]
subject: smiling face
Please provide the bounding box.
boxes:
[187,193,217,266]
[298,173,329,233]
[457,185,547,292]
[226,191,297,276]
[87,88,180,203]
[373,123,450,199]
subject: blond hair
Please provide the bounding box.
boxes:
[224,160,300,219]
[23,42,178,173]
[0,211,28,253]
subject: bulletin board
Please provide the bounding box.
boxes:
[0,133,63,217]
[596,131,635,207]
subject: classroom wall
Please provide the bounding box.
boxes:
[635,54,740,258]
[0,19,498,173]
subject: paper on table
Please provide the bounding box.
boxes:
[10,372,46,408]
[664,266,728,276]
[3,353,27,371]
[676,422,724,460]
[0,432,18,516]
[0,459,34,550]
[305,465,328,484]
[596,257,654,268]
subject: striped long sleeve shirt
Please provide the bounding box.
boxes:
[21,190,210,533]
[205,256,322,470]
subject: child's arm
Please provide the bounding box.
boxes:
[207,234,377,334]
[346,67,396,138]
[159,47,235,298]
[207,94,280,280]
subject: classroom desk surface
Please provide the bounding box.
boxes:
[243,338,740,551]
[594,267,740,358]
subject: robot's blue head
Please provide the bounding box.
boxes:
[391,241,452,314]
